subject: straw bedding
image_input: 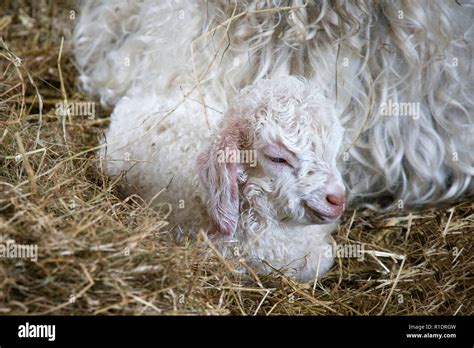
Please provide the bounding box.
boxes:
[0,0,472,315]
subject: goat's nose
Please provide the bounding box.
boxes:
[326,192,346,207]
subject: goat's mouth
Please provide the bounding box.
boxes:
[303,202,343,224]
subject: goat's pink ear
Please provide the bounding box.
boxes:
[196,124,241,236]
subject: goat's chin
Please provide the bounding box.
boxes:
[303,207,342,225]
[276,210,340,226]
[304,216,339,225]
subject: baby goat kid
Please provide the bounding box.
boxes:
[74,1,473,281]
[98,79,343,281]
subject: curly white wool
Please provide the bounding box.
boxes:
[75,0,474,207]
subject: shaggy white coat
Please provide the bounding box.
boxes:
[73,0,474,281]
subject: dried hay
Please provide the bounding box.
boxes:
[0,0,472,315]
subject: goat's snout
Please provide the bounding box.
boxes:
[326,192,346,208]
[323,190,346,218]
[324,183,346,216]
[303,179,346,223]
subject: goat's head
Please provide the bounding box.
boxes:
[197,77,345,235]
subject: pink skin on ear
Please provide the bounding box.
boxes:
[196,120,244,235]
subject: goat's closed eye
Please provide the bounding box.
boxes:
[266,155,289,165]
